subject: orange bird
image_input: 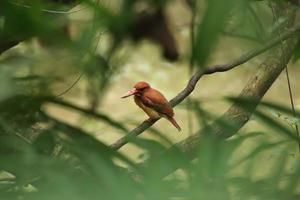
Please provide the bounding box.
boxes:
[121,81,181,131]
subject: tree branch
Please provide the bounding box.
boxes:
[142,29,298,178]
[111,22,300,150]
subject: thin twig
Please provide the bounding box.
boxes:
[54,0,103,97]
[56,71,84,97]
[285,68,300,151]
[269,2,300,152]
[110,22,300,150]
[9,1,87,14]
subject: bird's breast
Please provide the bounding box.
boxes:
[134,96,160,119]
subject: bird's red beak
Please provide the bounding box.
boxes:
[121,88,138,98]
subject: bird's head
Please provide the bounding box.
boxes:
[121,81,150,98]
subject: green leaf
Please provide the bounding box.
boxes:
[194,0,242,66]
[292,35,300,63]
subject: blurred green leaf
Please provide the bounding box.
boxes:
[0,1,300,199]
[228,97,300,141]
[194,0,243,66]
[291,35,300,63]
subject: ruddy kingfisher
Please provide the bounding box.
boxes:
[121,81,181,131]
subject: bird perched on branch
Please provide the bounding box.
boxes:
[121,81,181,131]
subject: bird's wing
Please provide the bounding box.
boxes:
[140,89,174,117]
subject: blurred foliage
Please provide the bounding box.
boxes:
[194,0,241,67]
[0,0,300,199]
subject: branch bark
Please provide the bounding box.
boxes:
[111,22,300,150]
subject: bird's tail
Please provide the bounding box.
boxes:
[167,117,181,132]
